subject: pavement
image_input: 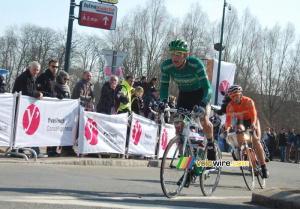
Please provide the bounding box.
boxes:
[1,147,299,209]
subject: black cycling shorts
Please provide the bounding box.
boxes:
[177,88,204,110]
[236,119,252,128]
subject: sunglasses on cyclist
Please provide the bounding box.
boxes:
[169,51,185,56]
[229,93,241,99]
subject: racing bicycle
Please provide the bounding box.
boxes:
[225,129,266,190]
[160,106,222,198]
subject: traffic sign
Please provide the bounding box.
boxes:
[79,1,117,30]
[98,0,118,4]
[102,49,128,74]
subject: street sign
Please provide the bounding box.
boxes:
[102,49,128,74]
[79,1,117,30]
[98,0,118,4]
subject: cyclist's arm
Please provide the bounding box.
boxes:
[160,70,170,101]
[224,103,233,131]
[246,99,257,125]
[196,67,212,107]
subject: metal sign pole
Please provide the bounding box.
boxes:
[64,0,76,73]
[112,51,117,75]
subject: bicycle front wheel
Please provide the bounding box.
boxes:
[160,136,190,198]
[240,148,255,190]
[254,154,266,189]
[200,142,222,196]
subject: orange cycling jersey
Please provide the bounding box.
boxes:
[225,96,257,131]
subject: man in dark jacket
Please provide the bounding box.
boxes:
[72,71,94,110]
[12,61,47,158]
[268,128,277,161]
[287,128,295,162]
[0,74,8,93]
[96,75,122,115]
[278,128,288,162]
[143,77,157,97]
[144,88,160,121]
[36,59,62,157]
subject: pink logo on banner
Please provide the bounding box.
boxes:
[161,129,168,150]
[132,121,142,145]
[85,118,98,145]
[23,104,40,135]
[219,80,230,93]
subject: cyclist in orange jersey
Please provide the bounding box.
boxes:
[223,85,269,178]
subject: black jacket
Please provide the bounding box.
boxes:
[278,132,288,146]
[144,93,158,119]
[96,82,122,115]
[131,94,144,116]
[0,74,7,93]
[12,69,40,98]
[36,69,61,98]
[216,95,231,115]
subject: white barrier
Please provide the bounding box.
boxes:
[78,109,128,154]
[0,93,17,147]
[14,95,79,147]
[128,113,158,157]
[158,123,177,158]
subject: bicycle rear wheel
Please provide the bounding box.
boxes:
[240,148,255,190]
[160,136,190,198]
[200,142,222,196]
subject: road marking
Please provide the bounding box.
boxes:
[0,195,251,208]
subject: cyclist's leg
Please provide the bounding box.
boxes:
[251,120,269,178]
[200,105,215,160]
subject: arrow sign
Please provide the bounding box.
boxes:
[103,16,109,25]
[79,1,117,30]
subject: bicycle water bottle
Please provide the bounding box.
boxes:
[197,144,205,160]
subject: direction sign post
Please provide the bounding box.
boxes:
[102,49,128,75]
[79,1,117,30]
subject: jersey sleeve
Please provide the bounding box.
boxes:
[160,62,170,101]
[196,62,212,106]
[225,102,234,131]
[246,98,257,125]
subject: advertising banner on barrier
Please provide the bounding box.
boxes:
[158,123,177,158]
[128,113,158,157]
[0,93,16,147]
[78,110,127,154]
[14,95,79,147]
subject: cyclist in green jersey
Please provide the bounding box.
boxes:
[160,39,215,161]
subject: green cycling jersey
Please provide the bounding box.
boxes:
[160,57,212,106]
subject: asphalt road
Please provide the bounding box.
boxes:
[0,158,299,209]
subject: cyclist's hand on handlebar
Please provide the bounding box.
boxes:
[193,105,206,118]
[250,124,257,131]
[222,130,229,139]
[158,100,168,111]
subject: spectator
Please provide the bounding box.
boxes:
[278,128,288,162]
[210,114,221,142]
[131,86,144,116]
[268,128,277,161]
[12,61,47,158]
[287,128,295,162]
[216,90,231,116]
[96,75,122,115]
[294,132,300,163]
[118,76,134,114]
[263,127,270,147]
[143,77,157,96]
[144,87,160,120]
[0,74,8,93]
[71,71,95,111]
[37,58,62,157]
[55,70,77,157]
[134,76,147,88]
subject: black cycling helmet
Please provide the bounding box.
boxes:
[227,85,243,96]
[168,39,189,52]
